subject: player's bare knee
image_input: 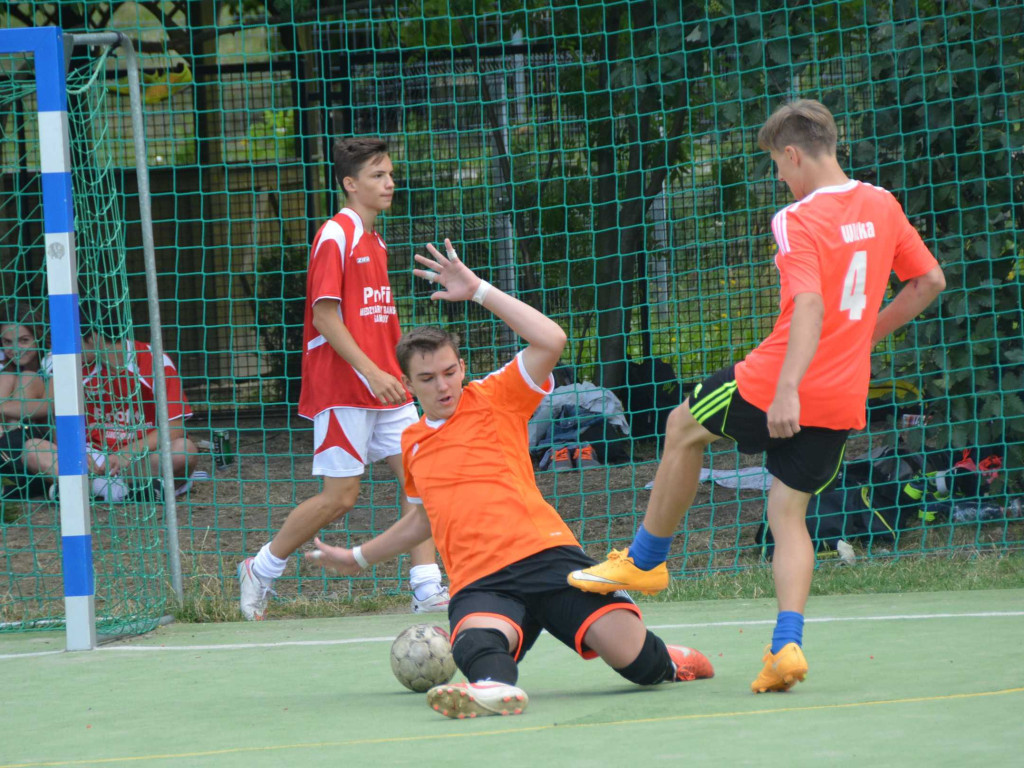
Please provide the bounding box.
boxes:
[583,606,646,662]
[318,478,361,516]
[664,403,708,450]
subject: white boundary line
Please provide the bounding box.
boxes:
[648,610,1024,630]
[2,610,1021,661]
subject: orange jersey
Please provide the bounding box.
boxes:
[735,181,938,429]
[402,353,578,595]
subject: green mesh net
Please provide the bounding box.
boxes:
[0,2,1021,628]
[0,42,167,633]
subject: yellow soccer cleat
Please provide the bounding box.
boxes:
[750,642,808,693]
[566,549,670,595]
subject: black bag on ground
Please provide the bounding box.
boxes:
[754,442,936,560]
[620,358,688,440]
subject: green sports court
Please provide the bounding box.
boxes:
[4,589,1023,767]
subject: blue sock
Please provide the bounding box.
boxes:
[628,525,673,571]
[771,611,804,654]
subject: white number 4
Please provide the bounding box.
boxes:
[840,250,867,320]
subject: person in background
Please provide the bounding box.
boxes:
[24,304,199,502]
[237,137,447,620]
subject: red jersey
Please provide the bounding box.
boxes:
[81,341,192,449]
[735,180,938,429]
[297,208,411,418]
[402,353,577,596]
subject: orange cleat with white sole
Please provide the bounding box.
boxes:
[751,642,808,693]
[666,644,715,681]
[426,682,529,719]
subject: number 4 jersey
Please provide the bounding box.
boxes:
[734,180,938,430]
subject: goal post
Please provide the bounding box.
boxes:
[0,26,182,650]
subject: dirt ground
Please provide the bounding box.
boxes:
[2,413,1020,623]
[0,413,766,618]
[172,415,766,600]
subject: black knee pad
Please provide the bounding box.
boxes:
[451,627,518,685]
[615,630,673,686]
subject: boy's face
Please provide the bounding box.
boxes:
[770,146,807,200]
[401,346,466,421]
[343,153,395,214]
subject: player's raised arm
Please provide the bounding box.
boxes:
[414,239,567,384]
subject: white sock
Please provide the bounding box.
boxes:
[91,476,128,502]
[409,563,443,600]
[252,543,287,584]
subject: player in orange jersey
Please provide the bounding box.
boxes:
[568,99,946,693]
[310,240,714,718]
[238,138,446,620]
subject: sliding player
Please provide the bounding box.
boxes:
[310,240,714,718]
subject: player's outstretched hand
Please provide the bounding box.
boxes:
[307,537,362,576]
[414,239,481,303]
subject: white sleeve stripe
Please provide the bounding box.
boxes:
[772,209,790,254]
[313,220,349,268]
[514,351,554,395]
[406,496,423,505]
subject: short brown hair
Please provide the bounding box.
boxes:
[396,326,461,377]
[332,137,389,190]
[757,99,837,157]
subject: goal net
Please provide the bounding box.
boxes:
[0,34,169,636]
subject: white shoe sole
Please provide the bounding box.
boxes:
[427,684,528,719]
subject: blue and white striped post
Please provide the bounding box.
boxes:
[0,27,95,650]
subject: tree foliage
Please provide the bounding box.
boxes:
[259,0,1022,477]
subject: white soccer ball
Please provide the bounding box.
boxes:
[390,623,456,692]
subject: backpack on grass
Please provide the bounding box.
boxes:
[754,440,1003,560]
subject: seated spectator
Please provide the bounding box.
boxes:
[23,305,199,501]
[0,305,50,499]
[0,305,48,425]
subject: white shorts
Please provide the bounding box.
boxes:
[312,403,418,478]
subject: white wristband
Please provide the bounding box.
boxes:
[472,279,492,305]
[351,545,370,570]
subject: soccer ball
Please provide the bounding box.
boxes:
[390,623,457,692]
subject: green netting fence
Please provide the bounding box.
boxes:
[0,1,1022,630]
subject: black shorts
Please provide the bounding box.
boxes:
[688,365,848,494]
[0,424,49,499]
[448,546,640,661]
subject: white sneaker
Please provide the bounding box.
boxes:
[412,585,450,614]
[836,539,856,565]
[238,557,273,621]
[426,682,528,719]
